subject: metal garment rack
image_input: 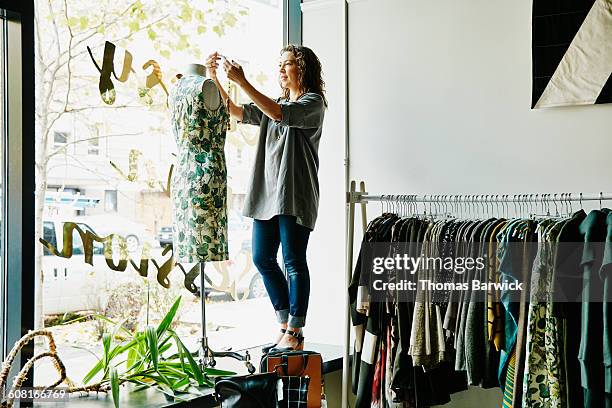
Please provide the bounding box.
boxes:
[341,180,612,408]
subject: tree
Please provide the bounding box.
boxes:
[34,0,245,330]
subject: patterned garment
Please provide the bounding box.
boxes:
[522,220,566,408]
[503,349,517,408]
[168,75,229,262]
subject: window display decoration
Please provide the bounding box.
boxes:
[39,222,199,294]
[532,0,612,108]
[87,41,169,106]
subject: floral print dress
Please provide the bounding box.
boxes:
[168,75,229,262]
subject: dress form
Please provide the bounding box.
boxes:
[183,63,221,110]
[171,63,253,373]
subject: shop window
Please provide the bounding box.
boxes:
[34,0,284,387]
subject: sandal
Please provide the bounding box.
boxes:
[261,328,287,354]
[268,329,304,353]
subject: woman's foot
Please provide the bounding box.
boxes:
[261,327,288,353]
[269,328,304,352]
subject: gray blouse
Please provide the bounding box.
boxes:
[239,92,325,230]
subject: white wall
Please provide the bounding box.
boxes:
[348,0,611,196]
[301,0,347,345]
[303,0,612,405]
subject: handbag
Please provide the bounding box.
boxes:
[260,350,325,408]
[214,371,281,408]
[279,374,310,408]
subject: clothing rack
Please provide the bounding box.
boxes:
[341,180,612,408]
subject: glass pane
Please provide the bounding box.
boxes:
[34,0,283,387]
[0,13,6,278]
[0,12,4,358]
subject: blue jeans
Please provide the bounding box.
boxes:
[252,215,311,328]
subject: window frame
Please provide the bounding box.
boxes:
[284,0,302,45]
[0,0,35,387]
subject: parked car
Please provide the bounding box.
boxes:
[158,226,173,247]
[42,218,114,315]
[76,214,157,253]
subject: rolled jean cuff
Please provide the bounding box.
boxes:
[276,309,289,324]
[288,315,306,328]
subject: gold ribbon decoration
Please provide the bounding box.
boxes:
[87,41,135,105]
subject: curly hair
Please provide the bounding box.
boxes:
[280,44,328,107]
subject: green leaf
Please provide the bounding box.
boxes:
[172,376,190,390]
[197,25,206,34]
[202,367,236,376]
[110,367,120,408]
[147,29,157,41]
[128,21,140,32]
[103,333,112,369]
[157,382,175,398]
[79,16,89,30]
[159,342,172,355]
[158,364,187,379]
[83,360,104,384]
[180,7,192,22]
[212,25,224,36]
[157,296,181,338]
[126,347,137,374]
[223,13,237,27]
[160,49,171,59]
[146,326,159,371]
[84,337,139,384]
[169,330,205,386]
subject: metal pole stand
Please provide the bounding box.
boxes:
[196,262,256,375]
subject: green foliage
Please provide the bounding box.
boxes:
[83,296,235,407]
[110,367,120,408]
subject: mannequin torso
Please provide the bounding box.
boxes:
[184,63,221,110]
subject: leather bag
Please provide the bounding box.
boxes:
[214,371,280,408]
[260,350,324,408]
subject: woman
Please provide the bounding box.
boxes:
[206,45,326,351]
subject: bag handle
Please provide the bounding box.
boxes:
[273,362,288,376]
[281,354,310,376]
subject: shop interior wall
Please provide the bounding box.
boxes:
[300,0,347,346]
[302,0,612,404]
[347,0,611,201]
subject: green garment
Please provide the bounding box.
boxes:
[578,209,610,407]
[599,211,612,398]
[168,75,229,262]
[603,211,612,400]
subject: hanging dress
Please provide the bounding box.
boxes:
[168,75,229,263]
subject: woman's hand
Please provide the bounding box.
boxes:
[205,51,221,79]
[224,59,248,87]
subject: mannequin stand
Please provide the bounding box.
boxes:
[196,262,256,375]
